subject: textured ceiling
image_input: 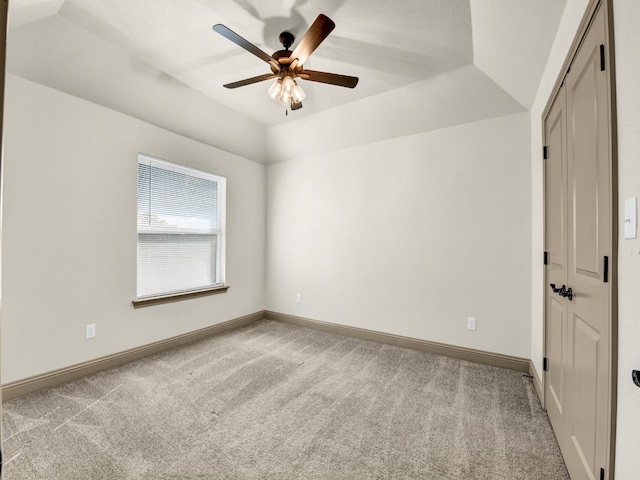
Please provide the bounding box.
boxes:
[7,0,567,137]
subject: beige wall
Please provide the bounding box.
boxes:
[612,0,640,476]
[1,74,266,383]
[266,112,532,358]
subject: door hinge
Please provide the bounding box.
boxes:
[543,357,549,372]
[544,251,549,265]
[600,44,606,71]
[600,467,605,480]
[543,145,549,160]
[604,256,609,283]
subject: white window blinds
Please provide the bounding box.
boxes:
[137,154,226,298]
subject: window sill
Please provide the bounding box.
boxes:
[132,285,229,308]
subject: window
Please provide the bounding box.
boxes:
[136,154,226,299]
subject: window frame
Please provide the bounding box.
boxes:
[133,153,227,307]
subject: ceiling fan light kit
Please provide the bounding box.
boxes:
[268,74,306,106]
[213,14,358,112]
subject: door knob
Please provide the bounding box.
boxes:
[559,286,573,301]
[550,283,573,300]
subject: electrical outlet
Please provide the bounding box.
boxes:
[467,317,477,331]
[86,324,96,339]
[296,294,302,304]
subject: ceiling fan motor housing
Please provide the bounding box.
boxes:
[271,50,296,73]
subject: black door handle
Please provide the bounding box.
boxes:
[550,283,573,301]
[559,286,573,301]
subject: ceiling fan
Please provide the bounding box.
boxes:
[212,14,358,111]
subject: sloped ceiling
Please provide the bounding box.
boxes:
[6,0,567,162]
[470,0,567,108]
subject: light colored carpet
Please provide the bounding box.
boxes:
[2,319,569,479]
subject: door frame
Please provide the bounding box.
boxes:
[541,0,618,477]
[0,0,8,477]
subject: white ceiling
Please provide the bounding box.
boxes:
[6,0,567,151]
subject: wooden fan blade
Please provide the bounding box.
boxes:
[298,70,359,88]
[223,73,277,89]
[289,14,335,66]
[213,24,280,71]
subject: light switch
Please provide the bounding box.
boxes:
[624,197,637,239]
